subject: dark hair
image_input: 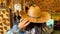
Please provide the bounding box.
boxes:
[25,22,45,31]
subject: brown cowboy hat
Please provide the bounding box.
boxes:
[20,6,51,23]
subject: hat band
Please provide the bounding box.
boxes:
[27,14,41,18]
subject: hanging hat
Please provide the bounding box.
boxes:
[20,6,51,23]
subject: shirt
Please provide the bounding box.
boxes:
[6,19,54,34]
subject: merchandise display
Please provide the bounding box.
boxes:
[0,9,10,34]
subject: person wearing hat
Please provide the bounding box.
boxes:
[7,6,54,34]
[14,10,21,25]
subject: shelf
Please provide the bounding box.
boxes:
[0,17,3,19]
[0,31,3,34]
[0,23,3,26]
[0,30,3,31]
[4,27,7,30]
[0,6,10,34]
[0,26,3,27]
[0,27,3,30]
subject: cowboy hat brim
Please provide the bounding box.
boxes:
[20,11,51,23]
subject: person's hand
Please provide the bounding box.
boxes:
[18,18,30,29]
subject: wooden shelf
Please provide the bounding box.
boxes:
[0,8,10,34]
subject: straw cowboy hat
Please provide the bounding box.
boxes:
[20,6,51,23]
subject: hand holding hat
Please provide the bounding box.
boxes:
[18,18,30,29]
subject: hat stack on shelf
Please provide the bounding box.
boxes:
[0,9,10,34]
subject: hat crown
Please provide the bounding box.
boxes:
[28,6,41,18]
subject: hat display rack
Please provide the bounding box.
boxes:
[0,9,10,34]
[0,0,10,34]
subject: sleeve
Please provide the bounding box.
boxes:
[42,19,54,34]
[12,25,20,32]
[6,30,14,34]
[46,19,54,28]
[6,25,21,34]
